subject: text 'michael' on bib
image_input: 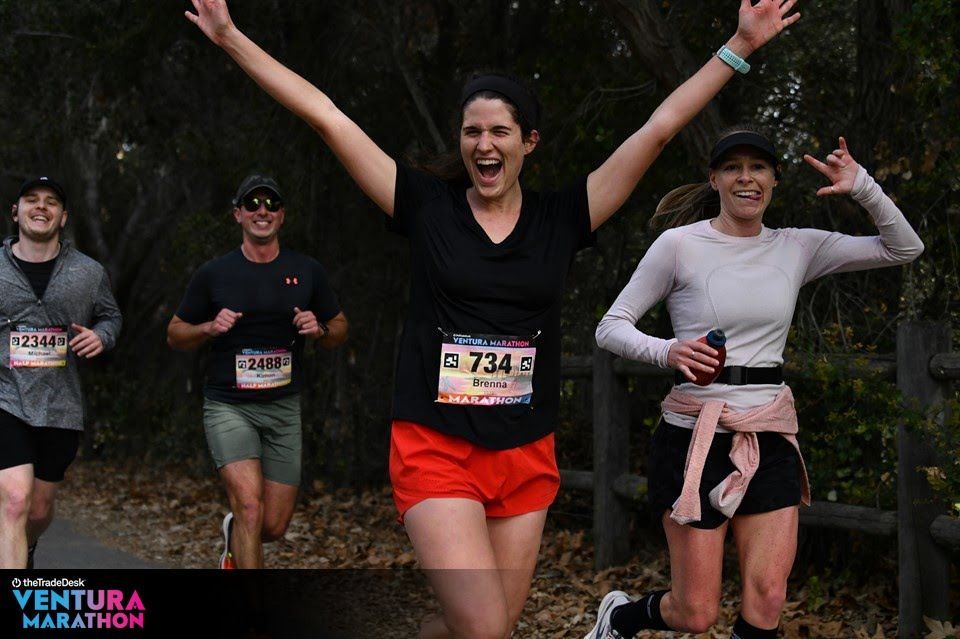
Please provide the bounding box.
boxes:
[437,332,537,406]
[9,325,69,368]
[235,348,292,390]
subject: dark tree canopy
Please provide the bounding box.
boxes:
[0,0,956,494]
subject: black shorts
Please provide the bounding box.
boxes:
[648,419,802,530]
[0,410,81,482]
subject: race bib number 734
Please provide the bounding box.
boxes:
[436,332,536,406]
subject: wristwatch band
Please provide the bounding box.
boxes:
[716,45,751,74]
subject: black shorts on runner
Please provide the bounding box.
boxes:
[647,418,802,530]
[0,410,81,482]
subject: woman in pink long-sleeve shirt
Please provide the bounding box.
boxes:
[583,128,923,639]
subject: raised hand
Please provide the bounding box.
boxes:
[293,307,327,337]
[69,323,104,359]
[206,308,242,337]
[735,0,801,54]
[184,0,236,46]
[667,339,721,383]
[802,136,860,197]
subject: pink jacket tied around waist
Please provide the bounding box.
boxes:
[661,385,811,525]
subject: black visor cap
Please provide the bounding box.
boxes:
[708,132,780,176]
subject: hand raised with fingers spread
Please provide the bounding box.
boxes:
[69,323,104,359]
[667,339,721,383]
[735,0,802,54]
[184,0,236,46]
[802,136,860,197]
[206,308,242,337]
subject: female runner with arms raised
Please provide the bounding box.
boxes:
[586,130,922,639]
[186,2,800,637]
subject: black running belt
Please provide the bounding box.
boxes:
[674,365,783,386]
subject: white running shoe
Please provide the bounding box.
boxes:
[583,590,631,639]
[219,512,235,569]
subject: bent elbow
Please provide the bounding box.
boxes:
[893,238,925,264]
[595,319,614,351]
[909,238,925,260]
[166,331,188,352]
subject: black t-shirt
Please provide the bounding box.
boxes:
[175,247,340,403]
[387,163,595,449]
[14,254,57,300]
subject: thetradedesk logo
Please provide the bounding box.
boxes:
[10,577,146,630]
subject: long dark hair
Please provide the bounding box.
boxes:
[416,73,541,186]
[649,124,775,231]
[649,182,720,231]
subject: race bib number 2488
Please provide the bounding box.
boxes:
[235,348,292,390]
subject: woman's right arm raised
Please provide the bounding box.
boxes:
[186,0,397,215]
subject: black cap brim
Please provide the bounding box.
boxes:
[233,175,283,206]
[237,183,281,202]
[18,177,67,207]
[708,132,780,173]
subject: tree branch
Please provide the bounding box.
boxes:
[387,4,447,153]
[12,30,84,43]
[598,0,725,165]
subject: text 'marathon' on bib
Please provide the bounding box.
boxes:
[437,332,536,406]
[235,347,292,390]
[10,325,68,368]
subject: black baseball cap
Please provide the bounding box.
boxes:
[708,131,782,178]
[232,174,282,206]
[18,176,67,207]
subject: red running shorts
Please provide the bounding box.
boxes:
[389,420,560,521]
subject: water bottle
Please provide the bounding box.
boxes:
[691,329,727,386]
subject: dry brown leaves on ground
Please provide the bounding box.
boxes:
[56,461,901,638]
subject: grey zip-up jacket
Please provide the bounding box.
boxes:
[0,237,122,430]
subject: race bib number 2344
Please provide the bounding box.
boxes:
[10,325,68,368]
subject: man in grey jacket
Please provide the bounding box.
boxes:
[0,176,122,569]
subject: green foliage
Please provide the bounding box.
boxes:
[788,351,905,510]
[787,325,960,515]
[897,0,960,93]
[914,397,960,515]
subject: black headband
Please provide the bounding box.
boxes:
[460,75,540,130]
[709,131,781,178]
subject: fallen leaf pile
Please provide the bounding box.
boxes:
[52,461,925,637]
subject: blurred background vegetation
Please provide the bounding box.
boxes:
[0,0,957,522]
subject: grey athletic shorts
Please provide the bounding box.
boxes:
[202,394,302,486]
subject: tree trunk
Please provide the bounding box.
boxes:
[853,0,914,164]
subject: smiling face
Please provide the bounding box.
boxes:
[233,188,285,244]
[459,96,539,201]
[708,147,778,225]
[13,187,67,243]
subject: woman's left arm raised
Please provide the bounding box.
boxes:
[587,0,800,230]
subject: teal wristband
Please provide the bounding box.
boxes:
[716,45,750,74]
